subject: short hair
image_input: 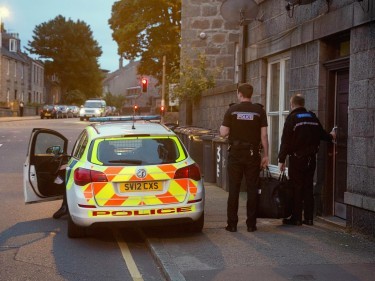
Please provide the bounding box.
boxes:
[237,83,253,99]
[290,94,305,107]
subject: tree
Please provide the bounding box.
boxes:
[103,92,126,110]
[109,0,181,83]
[64,89,86,106]
[169,52,219,103]
[27,15,104,100]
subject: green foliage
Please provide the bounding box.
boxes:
[104,92,126,109]
[64,89,86,105]
[27,15,104,99]
[169,53,218,102]
[109,0,181,84]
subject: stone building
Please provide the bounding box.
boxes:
[103,59,161,114]
[180,0,375,237]
[0,31,44,112]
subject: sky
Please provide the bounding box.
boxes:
[1,0,121,72]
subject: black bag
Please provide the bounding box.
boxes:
[256,168,293,219]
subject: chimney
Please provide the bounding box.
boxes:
[119,56,123,69]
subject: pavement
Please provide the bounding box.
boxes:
[144,183,375,281]
[0,115,40,122]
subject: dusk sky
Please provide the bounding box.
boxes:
[1,0,122,72]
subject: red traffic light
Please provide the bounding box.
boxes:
[133,105,138,110]
[141,78,148,93]
[160,106,165,116]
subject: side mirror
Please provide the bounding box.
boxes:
[46,145,62,155]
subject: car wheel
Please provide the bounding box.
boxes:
[67,214,86,238]
[41,116,44,119]
[190,212,204,233]
[80,117,84,121]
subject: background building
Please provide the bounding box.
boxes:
[102,59,161,114]
[0,30,44,115]
[180,0,375,237]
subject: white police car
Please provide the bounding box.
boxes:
[23,116,205,238]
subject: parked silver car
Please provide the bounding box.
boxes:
[56,105,69,118]
[67,105,80,118]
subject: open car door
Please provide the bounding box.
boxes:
[23,128,68,204]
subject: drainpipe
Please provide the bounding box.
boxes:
[240,25,247,83]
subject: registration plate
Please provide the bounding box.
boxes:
[120,181,163,192]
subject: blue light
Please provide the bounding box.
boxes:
[89,115,161,122]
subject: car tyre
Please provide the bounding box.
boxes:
[68,214,86,238]
[190,212,204,233]
[80,117,84,121]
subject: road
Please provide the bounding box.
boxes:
[0,118,166,281]
[1,117,375,281]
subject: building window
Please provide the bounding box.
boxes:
[9,39,17,52]
[266,55,291,167]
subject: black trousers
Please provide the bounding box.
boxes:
[288,154,316,221]
[227,148,260,228]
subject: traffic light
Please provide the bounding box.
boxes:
[133,104,138,114]
[160,106,165,116]
[141,78,148,93]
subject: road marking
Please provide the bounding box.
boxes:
[114,230,144,281]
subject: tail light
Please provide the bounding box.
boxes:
[74,168,108,186]
[174,163,201,181]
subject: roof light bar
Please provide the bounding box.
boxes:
[89,115,161,123]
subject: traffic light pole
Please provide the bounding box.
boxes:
[161,55,166,123]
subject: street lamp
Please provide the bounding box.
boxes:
[0,7,9,47]
[0,7,9,105]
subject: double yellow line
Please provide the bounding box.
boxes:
[114,230,144,281]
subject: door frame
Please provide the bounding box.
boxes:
[322,56,349,217]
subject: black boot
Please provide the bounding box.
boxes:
[53,205,67,219]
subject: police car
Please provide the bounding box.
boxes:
[23,116,205,238]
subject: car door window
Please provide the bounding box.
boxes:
[72,130,88,159]
[34,133,65,155]
[32,131,67,197]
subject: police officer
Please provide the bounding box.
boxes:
[19,101,24,117]
[220,83,269,232]
[278,94,336,226]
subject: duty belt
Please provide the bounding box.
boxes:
[231,140,254,146]
[291,145,319,158]
[229,141,261,156]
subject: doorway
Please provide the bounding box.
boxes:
[333,69,349,219]
[324,56,349,219]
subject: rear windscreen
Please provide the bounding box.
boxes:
[95,137,184,166]
[84,101,104,108]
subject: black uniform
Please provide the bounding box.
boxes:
[278,107,333,222]
[19,101,24,117]
[222,101,268,229]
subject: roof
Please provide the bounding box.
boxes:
[0,47,29,63]
[87,121,174,139]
